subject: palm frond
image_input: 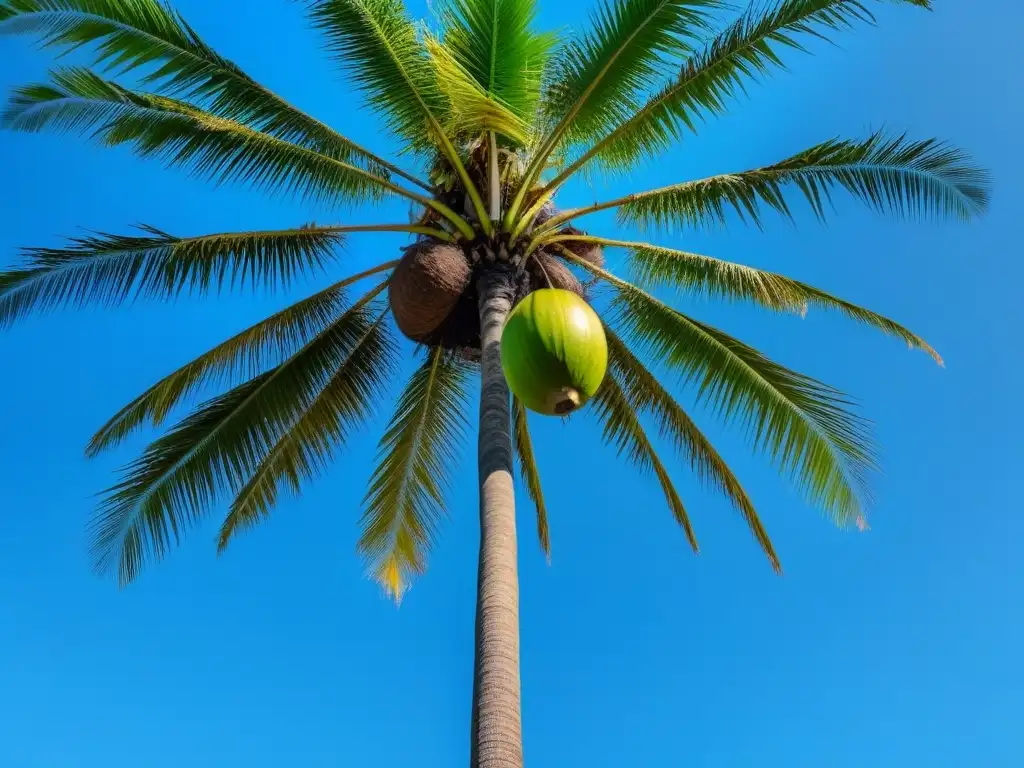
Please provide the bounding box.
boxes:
[425,34,530,144]
[0,221,350,328]
[305,0,491,229]
[0,0,430,188]
[359,347,473,601]
[506,0,712,226]
[605,327,778,570]
[591,371,699,552]
[537,131,988,239]
[437,0,554,127]
[556,246,875,526]
[542,0,711,146]
[560,0,934,177]
[512,396,550,559]
[218,308,397,552]
[2,69,480,234]
[90,284,388,585]
[85,261,397,457]
[544,235,942,363]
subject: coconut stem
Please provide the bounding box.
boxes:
[553,388,581,415]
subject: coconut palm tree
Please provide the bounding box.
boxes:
[0,0,986,764]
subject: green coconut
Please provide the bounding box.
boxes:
[501,289,608,416]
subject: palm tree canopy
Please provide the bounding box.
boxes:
[0,0,988,597]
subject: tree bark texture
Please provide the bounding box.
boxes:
[471,266,523,768]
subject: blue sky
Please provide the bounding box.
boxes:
[1,1,1021,766]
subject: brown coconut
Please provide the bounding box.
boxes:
[557,226,605,268]
[388,242,470,342]
[528,252,585,297]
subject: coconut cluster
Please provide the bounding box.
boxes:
[387,223,604,358]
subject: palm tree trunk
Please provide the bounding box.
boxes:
[471,265,523,768]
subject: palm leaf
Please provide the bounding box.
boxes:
[544,234,942,363]
[591,371,699,552]
[539,131,989,238]
[86,261,397,457]
[556,246,875,525]
[605,327,778,570]
[305,0,491,229]
[0,0,429,188]
[512,396,550,559]
[506,0,712,225]
[359,346,473,601]
[0,222,348,328]
[559,0,934,177]
[542,0,712,146]
[437,0,554,126]
[425,34,530,144]
[2,69,479,232]
[90,283,388,585]
[218,308,397,552]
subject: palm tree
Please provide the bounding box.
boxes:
[0,0,986,764]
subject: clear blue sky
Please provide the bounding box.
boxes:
[1,2,1021,766]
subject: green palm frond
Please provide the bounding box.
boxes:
[438,0,554,127]
[506,0,712,226]
[591,371,699,552]
[605,327,778,570]
[86,261,397,458]
[425,34,531,144]
[3,68,474,234]
[512,396,550,559]
[542,0,711,145]
[544,234,942,363]
[90,284,388,585]
[555,0,933,178]
[556,246,875,526]
[0,222,350,328]
[218,308,397,552]
[304,0,491,229]
[359,347,473,601]
[0,0,429,188]
[538,131,989,238]
[305,0,446,149]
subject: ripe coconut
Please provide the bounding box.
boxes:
[389,242,470,342]
[501,289,608,416]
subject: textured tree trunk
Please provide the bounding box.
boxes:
[471,265,523,768]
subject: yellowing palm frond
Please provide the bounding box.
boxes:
[359,347,473,601]
[425,34,531,144]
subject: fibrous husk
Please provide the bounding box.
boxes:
[388,242,470,342]
[528,252,584,297]
[556,226,605,268]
